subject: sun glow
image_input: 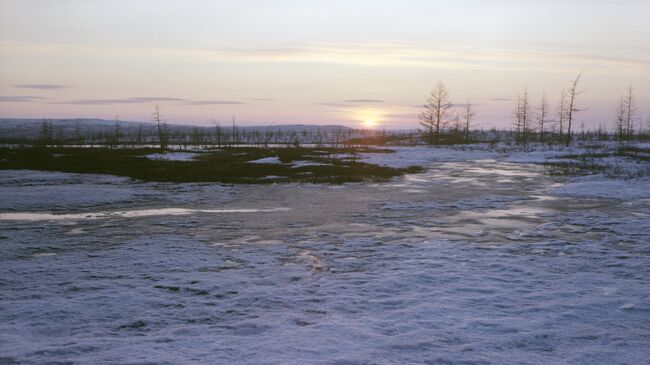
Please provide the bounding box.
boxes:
[363,119,377,128]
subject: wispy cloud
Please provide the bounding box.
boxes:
[250,98,275,102]
[343,99,384,103]
[179,42,650,71]
[56,96,244,106]
[490,97,513,102]
[182,100,244,105]
[316,102,347,107]
[0,95,49,102]
[13,83,68,90]
[5,40,649,71]
[59,97,186,105]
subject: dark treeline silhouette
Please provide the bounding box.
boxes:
[3,116,649,149]
[0,118,419,150]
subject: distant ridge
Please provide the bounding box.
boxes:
[0,118,352,139]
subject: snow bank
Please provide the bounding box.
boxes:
[551,175,650,200]
[146,152,200,161]
[291,160,331,168]
[249,156,282,164]
[0,207,290,222]
[359,146,500,168]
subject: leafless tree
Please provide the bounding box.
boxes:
[464,102,475,143]
[556,89,566,142]
[565,74,583,147]
[153,104,167,149]
[231,116,238,146]
[112,116,121,149]
[136,123,144,147]
[419,80,452,142]
[623,85,638,141]
[615,96,626,142]
[74,119,83,146]
[538,93,547,144]
[40,119,53,147]
[515,89,531,147]
[514,95,522,145]
[453,111,461,137]
[213,119,223,148]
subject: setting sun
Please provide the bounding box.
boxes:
[363,119,377,128]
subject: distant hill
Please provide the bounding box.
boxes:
[0,118,352,139]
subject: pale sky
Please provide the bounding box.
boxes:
[1,0,649,129]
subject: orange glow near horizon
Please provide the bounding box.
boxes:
[356,109,384,129]
[362,118,377,128]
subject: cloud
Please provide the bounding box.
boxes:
[13,83,68,90]
[490,97,512,102]
[0,95,49,102]
[343,99,384,103]
[4,40,649,72]
[59,97,186,105]
[182,100,244,105]
[317,99,384,107]
[250,98,275,102]
[56,96,245,106]
[3,40,650,72]
[316,102,347,107]
[182,42,650,70]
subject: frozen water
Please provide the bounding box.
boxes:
[1,145,649,364]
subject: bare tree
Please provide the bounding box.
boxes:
[623,85,638,141]
[538,93,547,144]
[514,95,522,145]
[556,89,566,142]
[231,116,237,146]
[419,80,452,142]
[213,119,222,148]
[615,96,626,142]
[464,102,475,143]
[136,123,144,147]
[153,104,167,149]
[515,89,531,147]
[74,119,83,146]
[112,116,121,149]
[565,74,583,147]
[40,119,53,147]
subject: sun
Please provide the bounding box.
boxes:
[363,119,377,128]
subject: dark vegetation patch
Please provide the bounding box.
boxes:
[0,147,422,184]
[543,161,605,176]
[543,145,650,177]
[615,146,650,161]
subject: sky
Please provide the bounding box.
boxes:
[0,0,649,129]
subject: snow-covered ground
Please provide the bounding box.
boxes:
[1,144,649,364]
[249,156,282,164]
[146,152,200,161]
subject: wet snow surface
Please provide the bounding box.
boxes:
[1,146,650,364]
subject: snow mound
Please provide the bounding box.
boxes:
[146,152,200,161]
[249,156,282,164]
[291,160,331,168]
[552,175,650,200]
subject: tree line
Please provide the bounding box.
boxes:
[19,112,402,150]
[419,74,647,147]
